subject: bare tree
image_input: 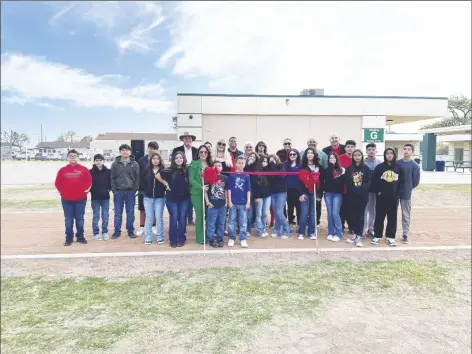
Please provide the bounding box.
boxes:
[1,130,30,147]
[81,135,93,142]
[422,95,471,129]
[300,89,318,96]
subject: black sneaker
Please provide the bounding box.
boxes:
[209,240,218,248]
[111,233,121,240]
[170,244,177,248]
[402,235,409,244]
[176,243,184,247]
[217,241,224,247]
[64,240,72,246]
[128,232,137,239]
[76,238,88,244]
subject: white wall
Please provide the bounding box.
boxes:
[201,115,361,153]
[447,141,471,162]
[178,95,448,118]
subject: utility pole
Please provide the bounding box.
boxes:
[40,124,43,143]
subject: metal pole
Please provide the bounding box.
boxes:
[314,182,319,254]
[202,175,206,252]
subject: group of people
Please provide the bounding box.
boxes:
[54,132,420,248]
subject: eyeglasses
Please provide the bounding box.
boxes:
[245,146,253,149]
[289,153,297,157]
[199,151,208,155]
[217,142,226,146]
[283,142,291,146]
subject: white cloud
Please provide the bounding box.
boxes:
[48,1,165,54]
[2,96,58,109]
[158,1,471,97]
[1,53,173,113]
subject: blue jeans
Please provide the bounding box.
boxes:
[298,193,316,236]
[271,192,291,236]
[61,198,87,242]
[91,199,109,235]
[113,191,136,235]
[228,205,248,241]
[325,192,343,237]
[255,197,271,235]
[143,197,165,242]
[166,199,188,245]
[187,199,194,222]
[206,206,226,242]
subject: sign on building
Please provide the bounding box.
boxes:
[363,128,385,143]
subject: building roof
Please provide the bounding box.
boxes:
[418,125,472,135]
[94,132,177,141]
[36,141,91,149]
[177,93,448,100]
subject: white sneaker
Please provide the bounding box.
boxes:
[331,236,341,242]
[309,234,317,240]
[298,235,304,240]
[101,233,109,241]
[93,234,102,241]
[271,233,278,238]
[281,235,290,240]
[327,235,333,241]
[228,239,235,247]
[135,227,144,237]
[346,235,356,244]
[152,226,157,235]
[261,233,268,238]
[246,232,251,237]
[241,240,248,248]
[355,237,363,247]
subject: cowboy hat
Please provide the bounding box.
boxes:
[179,132,196,141]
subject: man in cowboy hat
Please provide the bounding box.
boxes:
[173,132,198,163]
[172,132,198,224]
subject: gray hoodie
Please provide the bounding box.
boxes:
[364,157,382,172]
[110,156,140,192]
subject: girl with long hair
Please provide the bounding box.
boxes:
[297,148,325,240]
[156,151,190,247]
[345,149,372,247]
[142,153,166,245]
[188,145,213,244]
[284,148,301,226]
[253,154,271,237]
[255,141,268,155]
[323,152,347,242]
[268,154,291,238]
[212,137,235,172]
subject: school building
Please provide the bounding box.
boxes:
[175,93,448,155]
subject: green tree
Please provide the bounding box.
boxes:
[422,95,471,129]
[81,135,93,142]
[436,142,449,155]
[57,131,78,143]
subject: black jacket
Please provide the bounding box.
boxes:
[323,165,347,194]
[346,163,372,201]
[268,162,287,194]
[142,166,166,199]
[370,149,403,199]
[172,145,198,161]
[89,165,111,200]
[322,144,346,156]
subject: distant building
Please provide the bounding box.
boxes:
[90,132,179,161]
[35,141,91,155]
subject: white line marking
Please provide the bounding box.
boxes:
[1,206,471,215]
[2,245,470,260]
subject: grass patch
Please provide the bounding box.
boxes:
[0,199,60,210]
[1,185,55,195]
[1,260,466,354]
[417,184,471,193]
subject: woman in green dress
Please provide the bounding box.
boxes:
[188,145,213,244]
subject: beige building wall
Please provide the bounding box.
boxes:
[202,115,362,153]
[447,141,471,162]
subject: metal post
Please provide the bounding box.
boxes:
[314,182,319,254]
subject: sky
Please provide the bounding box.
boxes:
[1,1,471,143]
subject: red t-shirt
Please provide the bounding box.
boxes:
[339,154,352,169]
[330,146,341,156]
[55,163,92,201]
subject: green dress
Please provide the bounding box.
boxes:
[188,160,205,244]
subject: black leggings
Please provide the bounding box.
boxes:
[285,188,301,224]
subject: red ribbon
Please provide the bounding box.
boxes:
[202,167,320,191]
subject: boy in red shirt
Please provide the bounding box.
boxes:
[55,149,92,246]
[339,140,356,234]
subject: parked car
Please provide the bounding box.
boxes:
[103,153,115,161]
[47,153,61,161]
[35,153,48,161]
